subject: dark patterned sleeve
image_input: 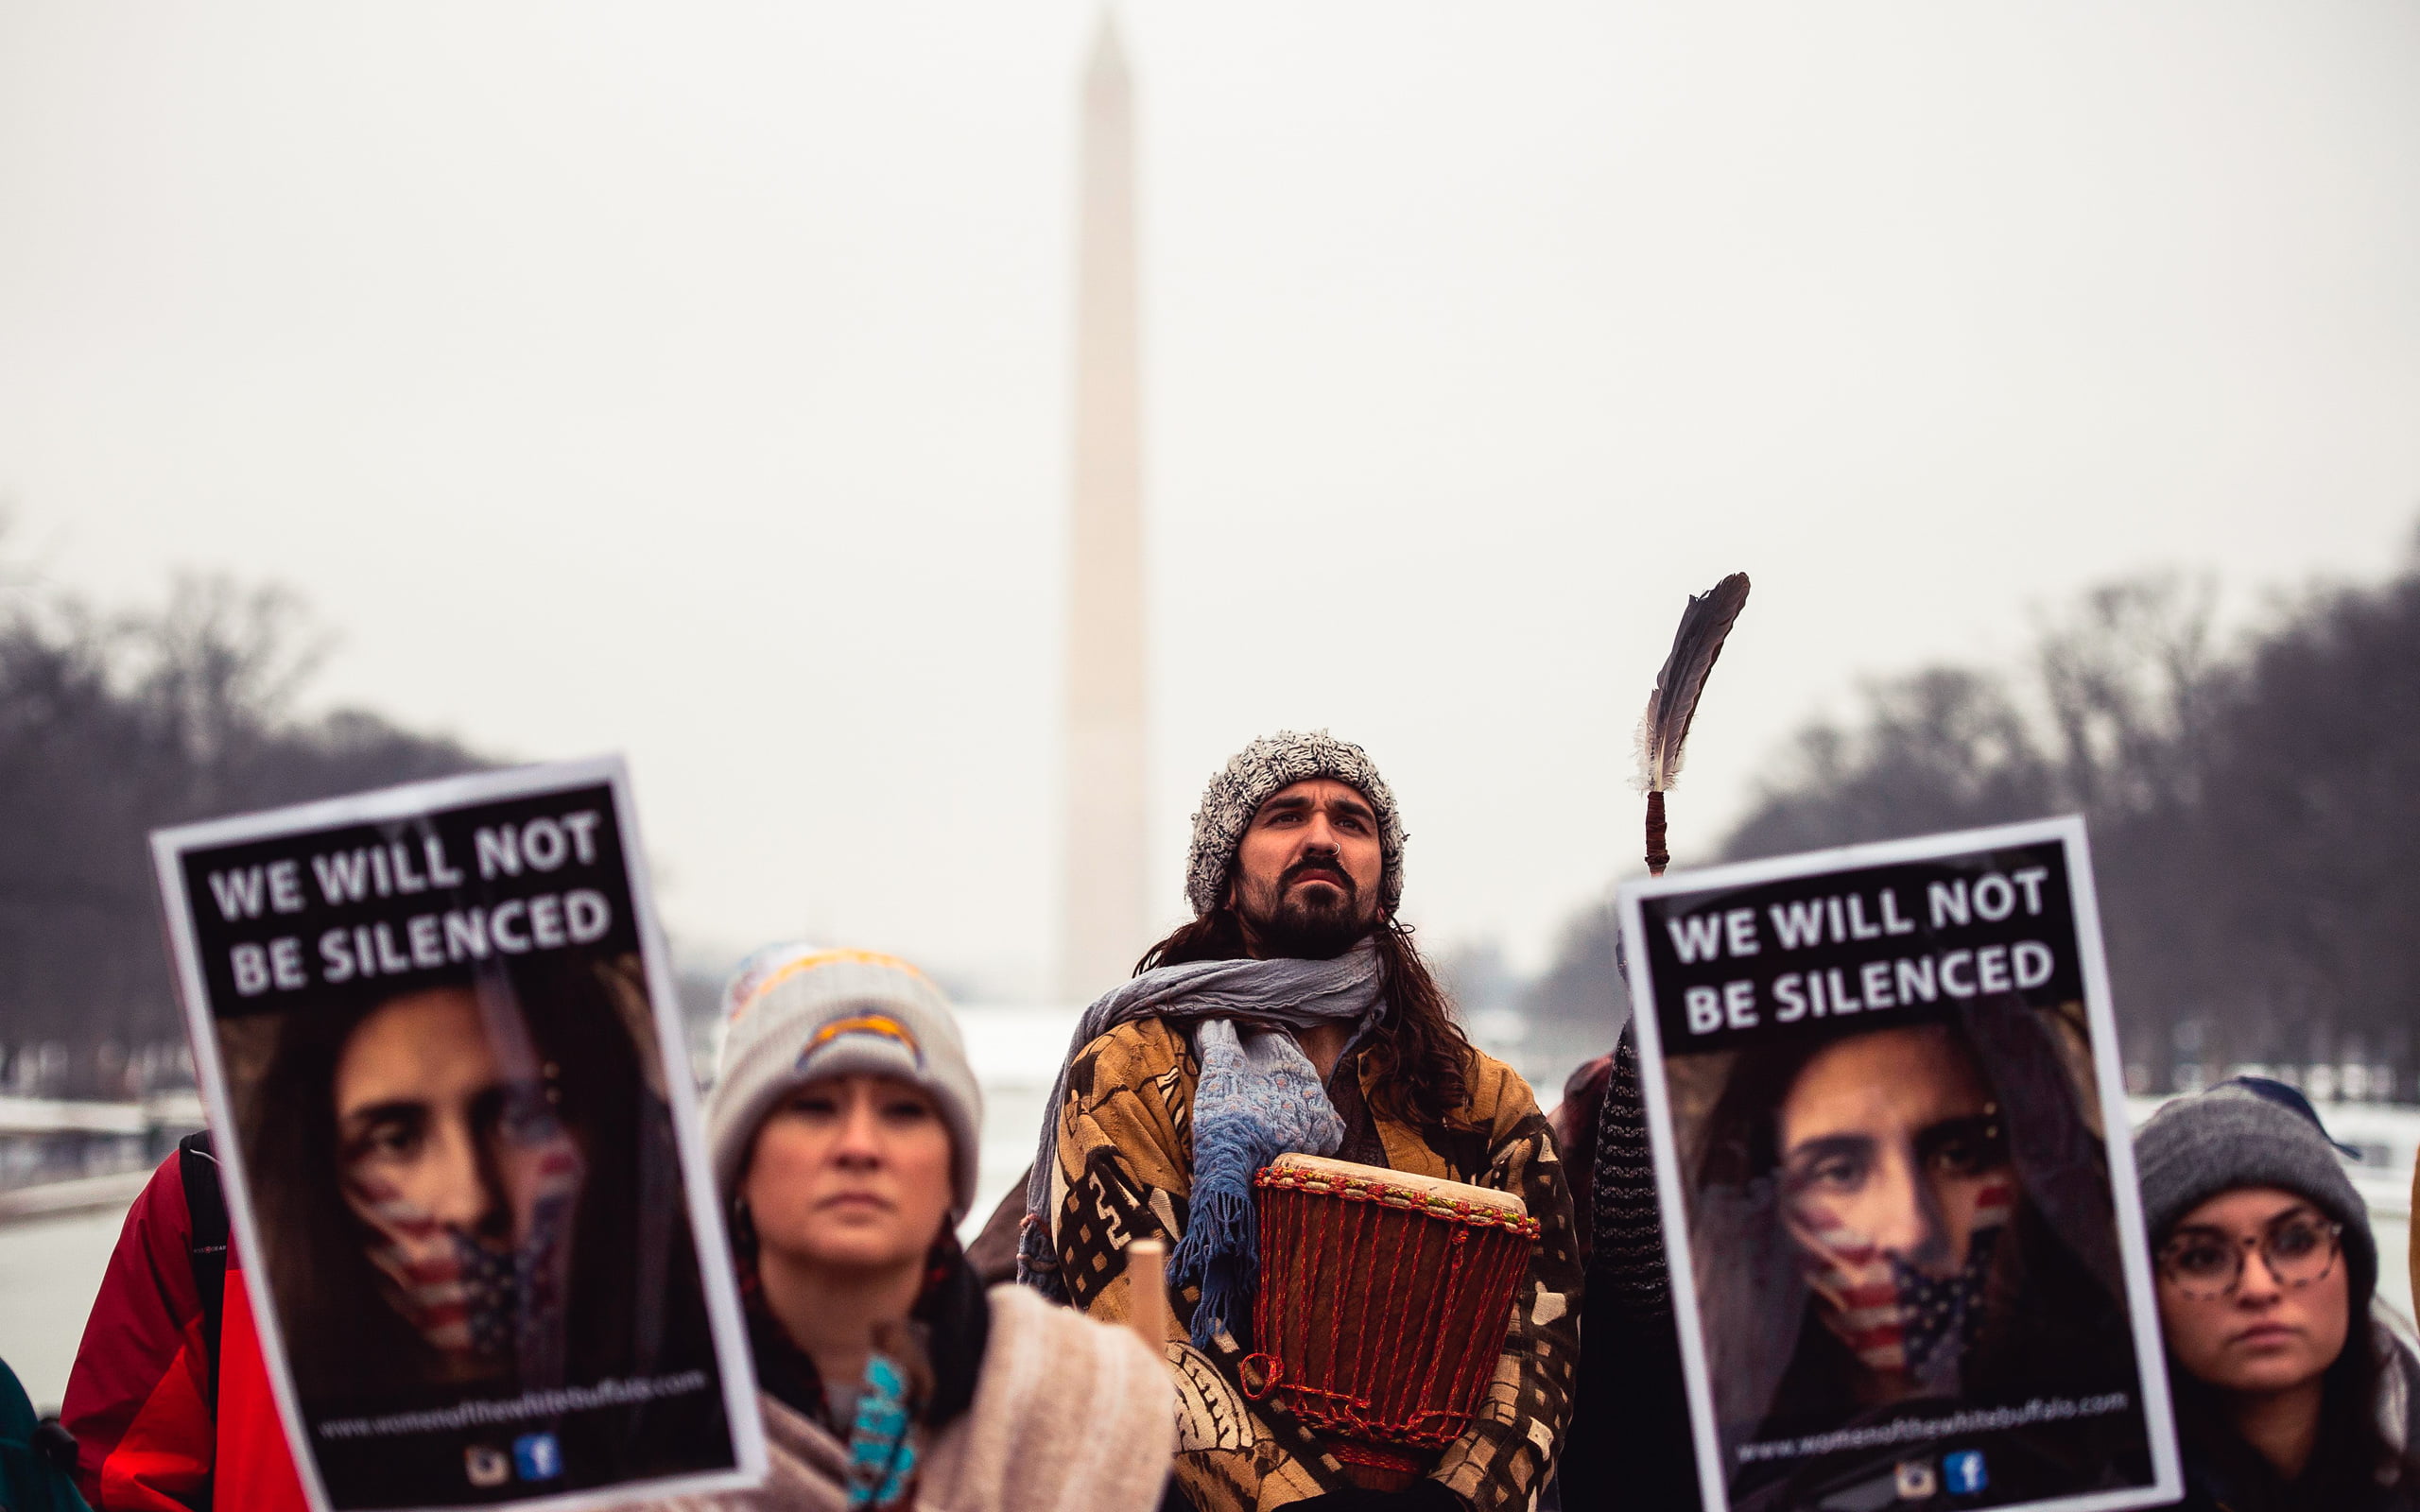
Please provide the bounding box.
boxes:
[1430,1079,1582,1512]
[1591,1022,1674,1320]
[1559,1019,1703,1511]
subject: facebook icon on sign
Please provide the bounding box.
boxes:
[1943,1450,1988,1495]
[513,1433,563,1483]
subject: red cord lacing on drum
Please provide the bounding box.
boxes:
[1244,1164,1539,1477]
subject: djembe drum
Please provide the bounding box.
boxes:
[1244,1153,1539,1490]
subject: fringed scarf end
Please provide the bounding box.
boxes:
[1174,1182,1259,1348]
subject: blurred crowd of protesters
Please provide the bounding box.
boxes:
[0,728,2411,1512]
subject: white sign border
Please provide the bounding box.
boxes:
[151,755,768,1512]
[1616,815,2182,1512]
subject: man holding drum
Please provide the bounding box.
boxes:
[1018,731,1581,1512]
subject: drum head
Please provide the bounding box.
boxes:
[1265,1151,1529,1222]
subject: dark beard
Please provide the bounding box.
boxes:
[1240,863,1375,960]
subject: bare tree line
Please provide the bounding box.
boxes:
[1527,529,2420,1101]
[8,530,2416,1103]
[0,559,487,1094]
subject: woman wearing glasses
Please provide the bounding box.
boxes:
[2136,1078,2420,1511]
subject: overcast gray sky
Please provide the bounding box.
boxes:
[4,2,2416,1000]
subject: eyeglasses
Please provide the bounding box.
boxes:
[2156,1211,2343,1300]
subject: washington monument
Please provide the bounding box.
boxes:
[1061,13,1148,1003]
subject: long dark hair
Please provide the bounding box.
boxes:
[243,952,708,1408]
[1134,909,1471,1127]
[1690,1009,2136,1446]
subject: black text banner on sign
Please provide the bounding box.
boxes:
[1639,838,2084,1054]
[1619,817,2181,1512]
[152,758,766,1512]
[181,785,643,1018]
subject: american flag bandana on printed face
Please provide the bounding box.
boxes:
[343,1083,586,1375]
[1787,1175,2015,1386]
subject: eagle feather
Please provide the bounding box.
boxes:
[1634,573,1752,795]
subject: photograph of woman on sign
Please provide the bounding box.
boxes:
[227,949,728,1506]
[1682,1001,2153,1509]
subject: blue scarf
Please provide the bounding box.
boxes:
[1018,943,1385,1346]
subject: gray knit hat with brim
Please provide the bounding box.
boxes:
[703,944,982,1223]
[2135,1079,2374,1309]
[1184,730,1407,918]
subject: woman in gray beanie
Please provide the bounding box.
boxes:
[2135,1077,2420,1511]
[651,944,1173,1512]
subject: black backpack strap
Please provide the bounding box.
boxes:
[177,1130,229,1409]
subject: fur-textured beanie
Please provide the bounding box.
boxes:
[2134,1077,2375,1312]
[1184,730,1407,918]
[703,943,983,1222]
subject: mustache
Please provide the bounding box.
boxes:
[1281,857,1356,897]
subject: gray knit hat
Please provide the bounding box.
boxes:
[2134,1078,2374,1309]
[703,943,983,1222]
[1184,730,1407,918]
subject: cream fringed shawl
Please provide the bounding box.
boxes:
[651,1284,1174,1512]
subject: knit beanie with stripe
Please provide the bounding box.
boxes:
[703,944,983,1223]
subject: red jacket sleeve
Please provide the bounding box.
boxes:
[209,1274,308,1512]
[60,1153,215,1511]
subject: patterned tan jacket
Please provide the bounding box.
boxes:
[1048,1019,1581,1512]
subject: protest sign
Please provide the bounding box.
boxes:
[1618,816,2180,1512]
[152,758,764,1512]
